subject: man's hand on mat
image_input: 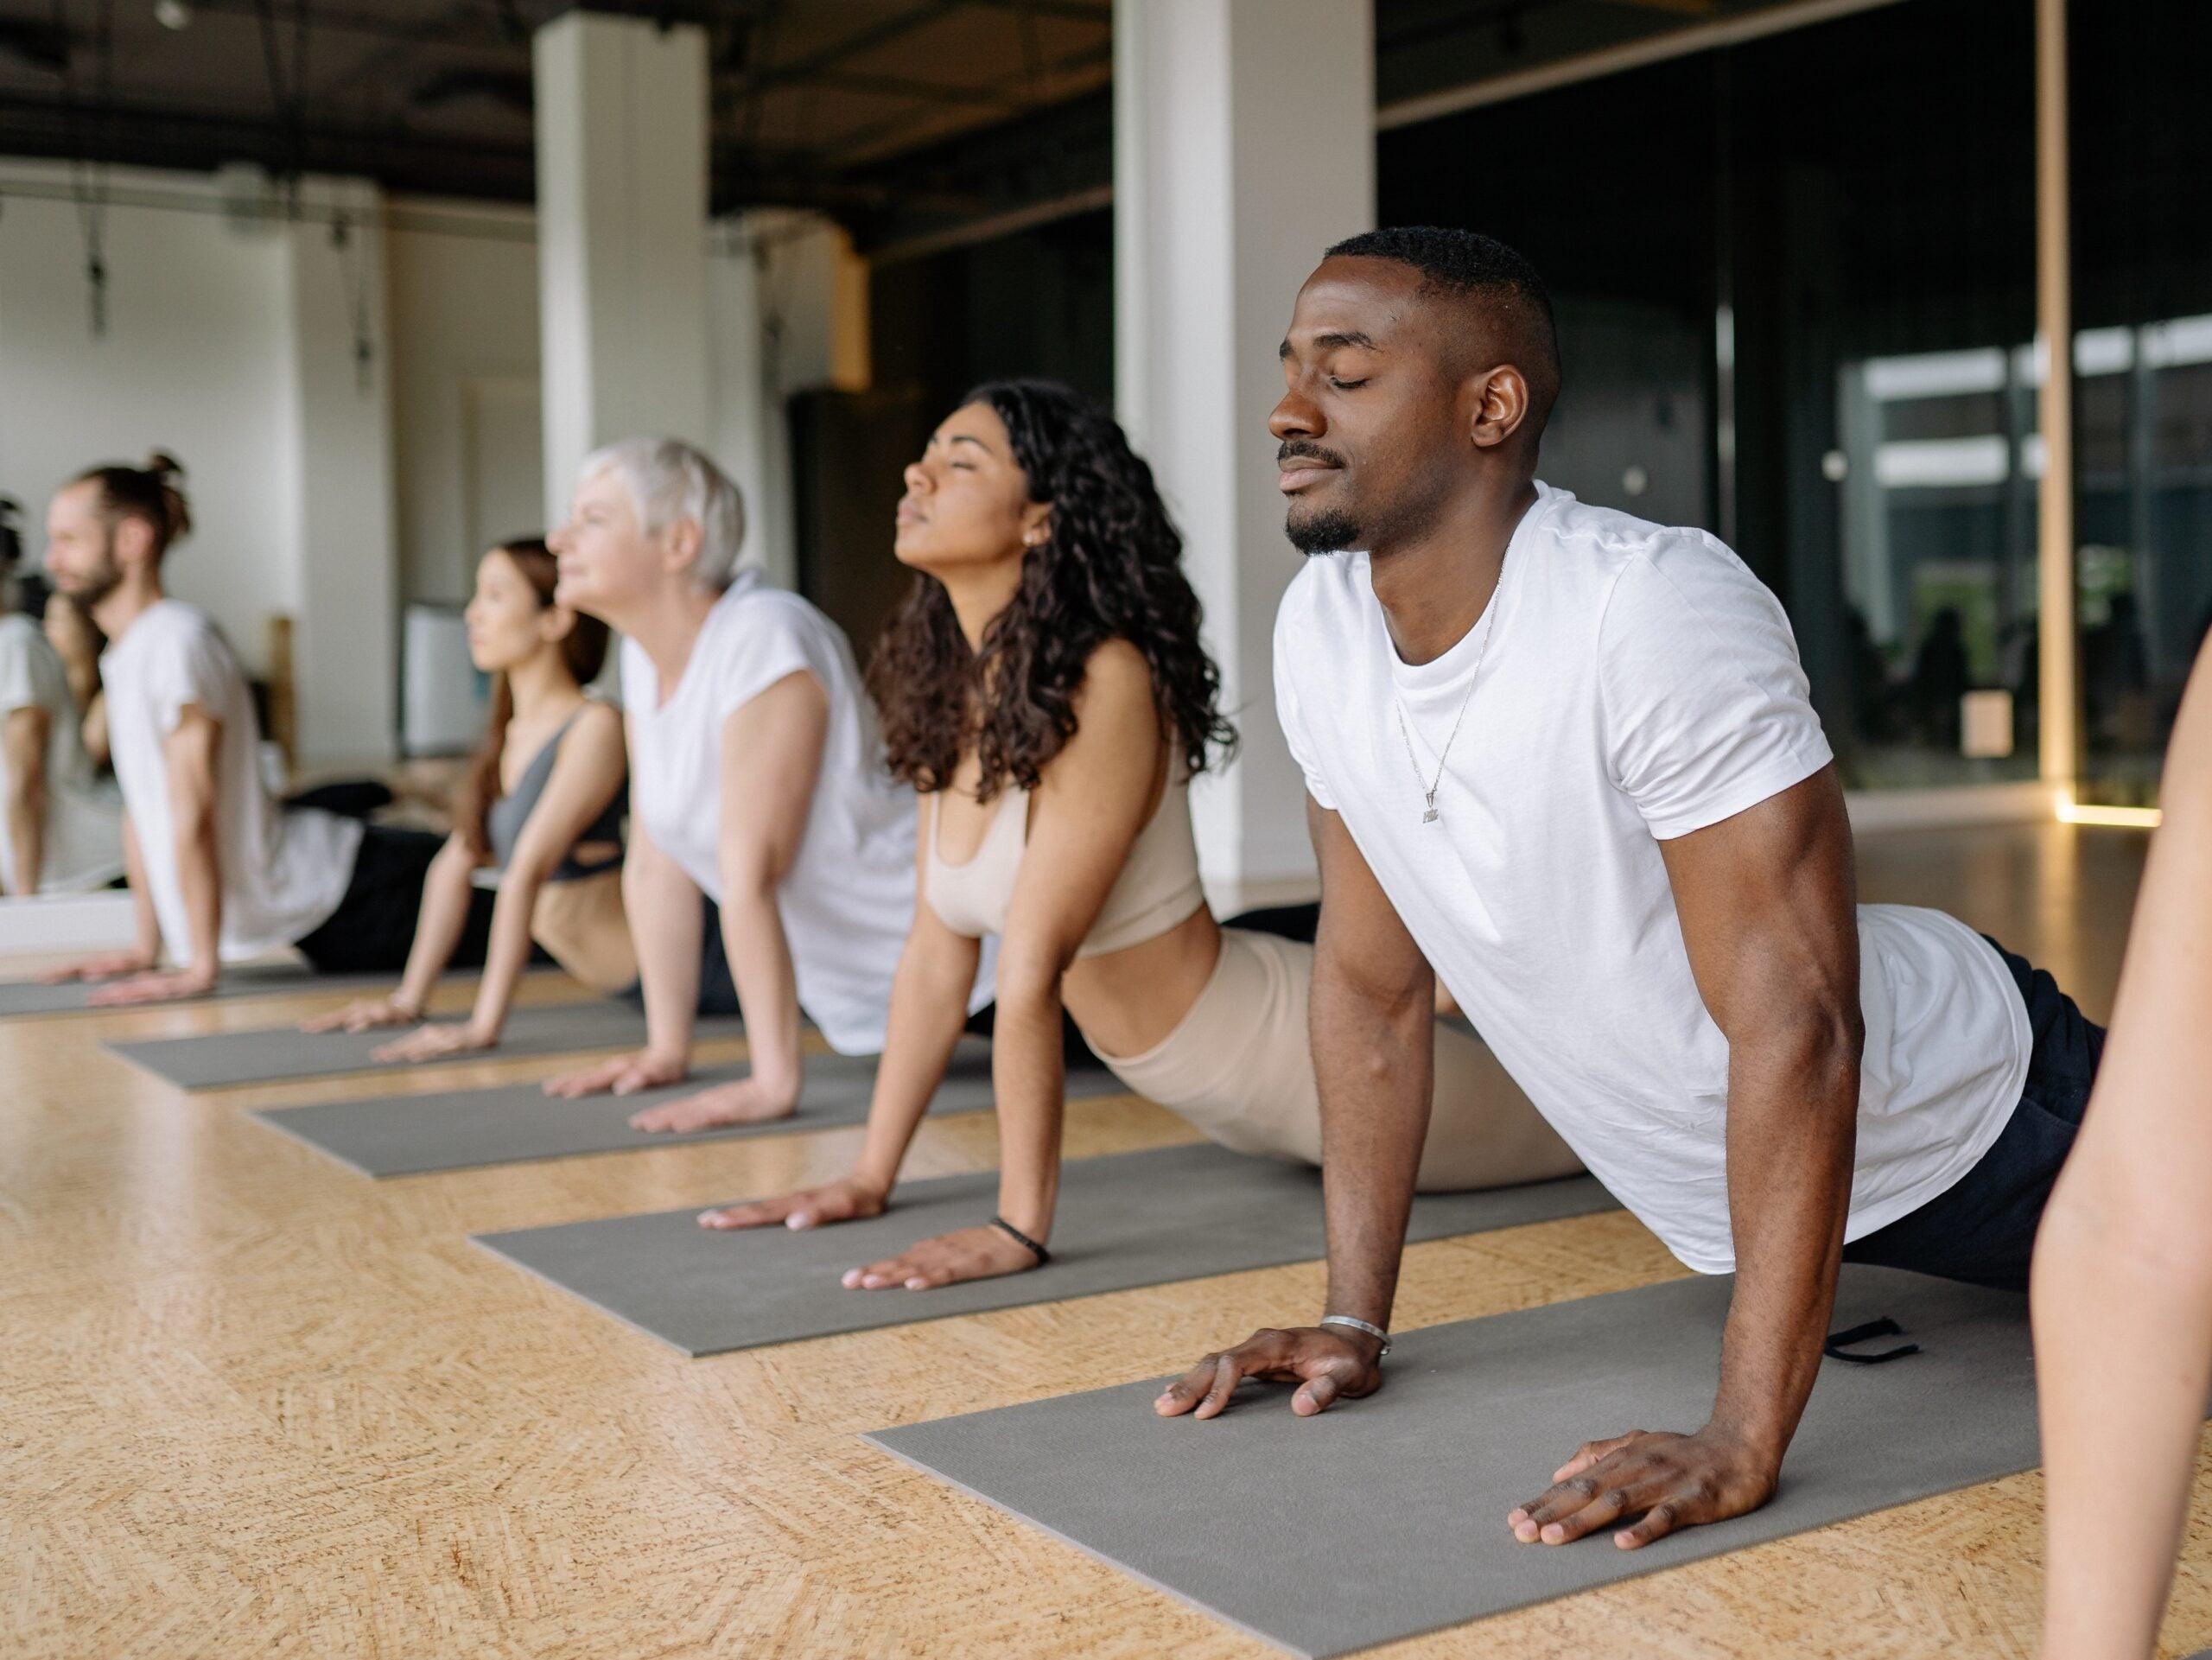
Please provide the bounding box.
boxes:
[698,1175,888,1232]
[1506,1423,1780,1550]
[1154,1326,1384,1420]
[86,966,218,1006]
[300,995,423,1034]
[41,946,158,983]
[541,1047,688,1099]
[627,1076,798,1134]
[371,1021,495,1064]
[840,1225,1039,1291]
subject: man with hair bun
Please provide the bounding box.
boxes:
[41,453,469,1002]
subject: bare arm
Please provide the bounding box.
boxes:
[2,705,48,894]
[1510,766,1860,1550]
[700,824,982,1233]
[620,671,828,1133]
[836,641,1166,1291]
[90,708,228,1004]
[376,705,628,1060]
[541,811,702,1099]
[2035,651,2212,1660]
[1157,794,1428,1419]
[303,833,481,1034]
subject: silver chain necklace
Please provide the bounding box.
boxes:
[1391,570,1504,826]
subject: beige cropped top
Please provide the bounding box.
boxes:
[923,760,1205,957]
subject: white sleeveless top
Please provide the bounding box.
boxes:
[924,761,1205,957]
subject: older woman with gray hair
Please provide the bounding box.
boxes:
[543,436,974,1131]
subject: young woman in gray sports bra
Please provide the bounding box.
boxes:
[701,381,1580,1291]
[302,538,633,1060]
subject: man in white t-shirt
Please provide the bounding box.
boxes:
[39,456,471,1003]
[0,583,123,894]
[1157,229,2105,1552]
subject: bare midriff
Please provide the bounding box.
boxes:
[1059,902,1220,1062]
[529,866,637,995]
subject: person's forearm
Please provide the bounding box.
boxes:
[717,879,803,1101]
[394,849,476,1012]
[1709,1024,1858,1459]
[626,850,702,1064]
[2036,1175,2212,1660]
[464,865,543,1039]
[982,964,1069,1242]
[3,789,39,894]
[852,943,981,1199]
[121,818,161,960]
[173,809,222,976]
[1313,955,1433,1331]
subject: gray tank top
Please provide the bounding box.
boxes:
[486,705,626,882]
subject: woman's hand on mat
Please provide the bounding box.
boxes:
[839,1225,1039,1291]
[41,946,158,983]
[1154,1326,1385,1421]
[1505,1422,1781,1550]
[697,1175,888,1232]
[541,1048,689,1099]
[300,994,423,1034]
[86,966,219,1007]
[371,1021,496,1065]
[628,1074,799,1134]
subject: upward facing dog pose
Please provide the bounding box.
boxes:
[542,438,976,1129]
[1158,228,2106,1555]
[41,455,467,1002]
[704,380,1578,1291]
[301,538,634,1061]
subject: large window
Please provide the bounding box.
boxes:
[2070,1,2212,807]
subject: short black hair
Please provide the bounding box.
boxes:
[1325,226,1561,418]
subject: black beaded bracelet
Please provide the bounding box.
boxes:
[988,1214,1052,1268]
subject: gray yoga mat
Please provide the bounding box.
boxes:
[251,1038,1128,1177]
[868,1266,2040,1658]
[106,999,746,1089]
[0,962,555,1020]
[472,1143,1618,1357]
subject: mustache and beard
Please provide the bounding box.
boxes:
[52,533,124,607]
[1279,440,1360,555]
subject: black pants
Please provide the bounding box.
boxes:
[1840,937,2107,1292]
[293,823,493,976]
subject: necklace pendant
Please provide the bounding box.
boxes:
[1421,804,1440,824]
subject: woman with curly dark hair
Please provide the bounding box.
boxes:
[703,380,1578,1291]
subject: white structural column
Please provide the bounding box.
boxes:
[533,10,712,525]
[1115,0,1375,898]
[709,209,872,592]
[282,177,398,768]
[2034,0,2077,791]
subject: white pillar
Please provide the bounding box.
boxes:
[281,178,397,769]
[532,10,711,526]
[1115,0,1375,901]
[709,208,872,594]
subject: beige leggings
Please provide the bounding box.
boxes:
[1095,927,1581,1192]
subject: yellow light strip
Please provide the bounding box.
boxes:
[2056,794,2163,829]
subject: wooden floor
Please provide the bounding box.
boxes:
[7,822,2209,1658]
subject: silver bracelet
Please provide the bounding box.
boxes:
[1319,1314,1390,1357]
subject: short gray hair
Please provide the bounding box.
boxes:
[579,436,748,590]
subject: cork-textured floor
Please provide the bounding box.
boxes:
[7,821,2209,1657]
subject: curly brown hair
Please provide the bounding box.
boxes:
[867,379,1236,801]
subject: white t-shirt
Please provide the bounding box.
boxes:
[622,573,965,1054]
[1274,483,2030,1274]
[0,613,124,892]
[101,600,359,963]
